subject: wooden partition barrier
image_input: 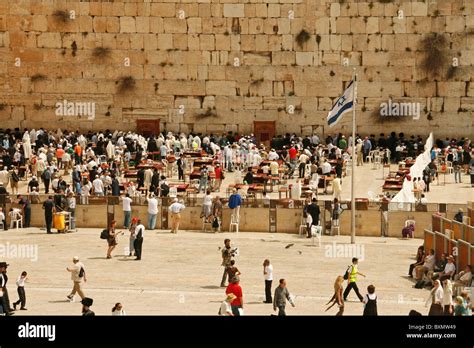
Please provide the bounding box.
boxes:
[442,218,452,235]
[457,240,471,271]
[464,225,474,245]
[424,229,435,253]
[452,221,464,241]
[447,239,457,257]
[468,206,473,223]
[434,232,447,259]
[432,214,441,232]
[471,245,474,266]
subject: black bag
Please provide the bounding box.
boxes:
[100,229,109,239]
[414,280,425,289]
[78,267,85,278]
[160,183,169,197]
[212,217,220,229]
[11,171,20,183]
[343,265,351,280]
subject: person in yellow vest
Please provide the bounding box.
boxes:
[343,257,366,302]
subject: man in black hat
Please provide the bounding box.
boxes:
[81,297,95,316]
[42,196,55,234]
[0,262,14,315]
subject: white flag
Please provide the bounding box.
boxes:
[327,79,356,127]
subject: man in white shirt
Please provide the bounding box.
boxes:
[321,160,332,175]
[133,220,145,260]
[268,149,279,161]
[263,259,273,303]
[146,194,158,230]
[122,194,132,228]
[66,256,86,302]
[0,167,9,186]
[219,294,236,316]
[298,153,310,178]
[169,198,185,234]
[92,177,104,196]
[432,256,456,282]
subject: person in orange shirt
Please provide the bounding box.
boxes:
[74,143,82,165]
[56,146,65,169]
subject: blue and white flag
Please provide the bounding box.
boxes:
[327,79,356,127]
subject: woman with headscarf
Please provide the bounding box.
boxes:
[442,279,453,316]
[426,280,444,315]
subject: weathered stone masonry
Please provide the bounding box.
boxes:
[0,0,473,137]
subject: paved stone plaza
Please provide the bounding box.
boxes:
[2,227,429,316]
[3,157,472,316]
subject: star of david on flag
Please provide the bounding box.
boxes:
[327,79,356,127]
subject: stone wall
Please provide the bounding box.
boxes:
[0,0,473,137]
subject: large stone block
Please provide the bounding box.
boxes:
[411,2,428,17]
[155,34,172,50]
[120,17,136,33]
[223,4,244,18]
[37,32,62,48]
[158,81,206,96]
[206,81,236,96]
[163,18,187,34]
[295,52,313,66]
[272,51,295,66]
[151,3,176,17]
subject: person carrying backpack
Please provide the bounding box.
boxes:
[66,256,86,302]
[343,257,366,302]
[362,285,378,316]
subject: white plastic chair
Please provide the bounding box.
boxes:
[311,225,322,247]
[10,212,23,229]
[445,161,454,174]
[298,216,307,236]
[367,151,375,164]
[229,214,239,233]
[202,217,212,232]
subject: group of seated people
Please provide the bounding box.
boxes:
[408,246,473,315]
[409,246,473,292]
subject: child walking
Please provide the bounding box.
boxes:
[13,271,28,311]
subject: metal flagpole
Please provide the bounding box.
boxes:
[351,68,357,244]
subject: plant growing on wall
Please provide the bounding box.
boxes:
[92,47,111,59]
[116,76,136,94]
[30,74,48,82]
[295,29,311,48]
[52,10,71,24]
[419,33,448,77]
[195,107,217,120]
[0,103,6,111]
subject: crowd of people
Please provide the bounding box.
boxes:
[0,127,473,316]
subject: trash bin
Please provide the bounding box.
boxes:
[54,213,66,231]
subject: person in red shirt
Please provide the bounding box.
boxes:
[214,164,223,190]
[225,276,243,316]
[288,146,298,176]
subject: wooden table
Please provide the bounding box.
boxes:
[193,158,214,167]
[169,183,189,192]
[136,162,164,170]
